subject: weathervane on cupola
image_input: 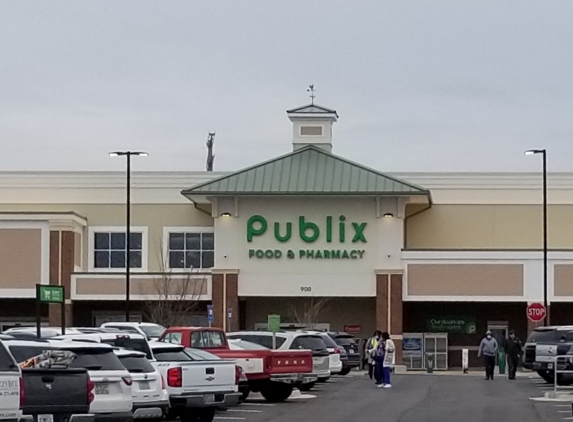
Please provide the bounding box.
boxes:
[307,84,316,105]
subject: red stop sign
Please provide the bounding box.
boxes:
[527,303,547,322]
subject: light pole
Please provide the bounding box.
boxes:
[110,151,148,321]
[525,149,548,326]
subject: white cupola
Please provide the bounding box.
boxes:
[286,103,338,153]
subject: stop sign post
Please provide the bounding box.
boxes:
[527,302,547,323]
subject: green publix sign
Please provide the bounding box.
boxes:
[247,215,366,260]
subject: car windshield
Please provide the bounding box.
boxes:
[527,329,559,343]
[102,337,152,359]
[118,355,156,373]
[190,331,226,348]
[334,337,357,347]
[9,345,125,371]
[139,325,166,339]
[291,336,327,351]
[318,334,339,348]
[153,348,192,362]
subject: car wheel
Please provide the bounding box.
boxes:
[299,382,315,391]
[339,367,351,376]
[241,387,251,401]
[260,383,294,403]
[537,370,554,384]
[317,377,329,383]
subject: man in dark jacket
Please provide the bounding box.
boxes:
[505,330,522,380]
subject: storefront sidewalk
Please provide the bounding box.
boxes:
[349,369,536,378]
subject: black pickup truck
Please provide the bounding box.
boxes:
[19,350,96,422]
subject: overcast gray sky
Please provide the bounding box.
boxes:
[1,1,572,173]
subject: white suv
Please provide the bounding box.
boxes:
[5,339,133,422]
[227,331,331,381]
[114,349,169,420]
[100,323,166,341]
[55,333,154,360]
[300,331,342,375]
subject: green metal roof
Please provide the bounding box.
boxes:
[182,146,430,197]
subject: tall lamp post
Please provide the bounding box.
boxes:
[110,151,148,321]
[525,149,548,326]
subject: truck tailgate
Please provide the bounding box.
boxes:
[210,350,264,376]
[181,361,236,393]
[22,368,90,415]
[269,350,313,374]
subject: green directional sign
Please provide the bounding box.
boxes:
[38,285,64,303]
[268,314,281,332]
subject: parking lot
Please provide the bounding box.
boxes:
[219,372,573,422]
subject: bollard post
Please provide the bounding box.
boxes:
[462,349,469,374]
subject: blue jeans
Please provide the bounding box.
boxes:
[382,366,391,385]
[375,360,384,384]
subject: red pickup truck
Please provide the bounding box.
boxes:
[159,327,315,402]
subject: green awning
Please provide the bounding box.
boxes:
[182,145,430,199]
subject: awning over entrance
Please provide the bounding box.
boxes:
[182,145,431,204]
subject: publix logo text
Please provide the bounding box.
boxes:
[247,215,366,260]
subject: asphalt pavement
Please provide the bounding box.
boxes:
[221,373,573,422]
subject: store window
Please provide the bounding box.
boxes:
[167,230,214,270]
[89,227,147,271]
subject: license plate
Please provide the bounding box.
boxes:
[38,415,53,422]
[96,383,109,395]
[204,394,215,404]
[139,381,150,390]
[350,349,355,353]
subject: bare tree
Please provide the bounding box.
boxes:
[287,298,331,328]
[143,272,207,327]
[143,243,207,327]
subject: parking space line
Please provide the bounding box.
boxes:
[558,411,571,413]
[227,409,262,413]
[215,417,246,420]
[241,403,275,406]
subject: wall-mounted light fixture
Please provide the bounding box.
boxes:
[221,212,232,217]
[383,213,394,218]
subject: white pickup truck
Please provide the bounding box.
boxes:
[148,342,241,422]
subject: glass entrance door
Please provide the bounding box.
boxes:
[424,333,448,370]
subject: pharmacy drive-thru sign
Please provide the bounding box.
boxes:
[527,303,546,322]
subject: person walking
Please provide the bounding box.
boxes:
[478,330,499,380]
[365,331,381,381]
[505,330,522,380]
[381,332,395,389]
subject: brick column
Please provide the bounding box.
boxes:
[375,274,389,331]
[390,274,404,364]
[48,230,75,327]
[211,271,239,331]
[376,272,404,364]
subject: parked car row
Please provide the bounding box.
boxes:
[0,329,241,422]
[0,323,360,422]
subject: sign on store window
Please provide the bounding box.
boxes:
[427,316,476,334]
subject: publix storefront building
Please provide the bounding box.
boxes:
[182,103,573,369]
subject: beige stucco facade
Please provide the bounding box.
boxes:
[406,204,573,250]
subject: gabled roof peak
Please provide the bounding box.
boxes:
[286,104,338,117]
[182,145,430,200]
